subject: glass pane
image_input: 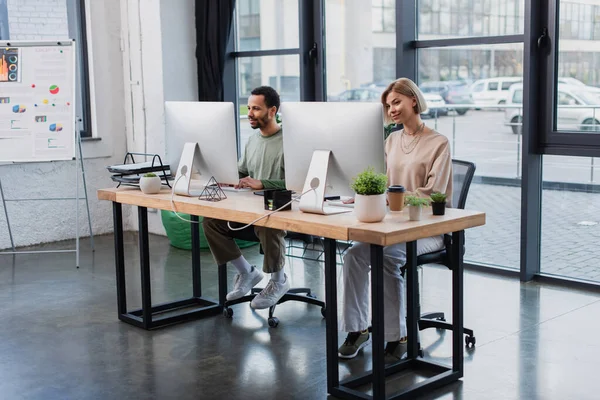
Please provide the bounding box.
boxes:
[556,0,600,133]
[541,155,600,282]
[418,44,525,270]
[326,0,396,101]
[237,55,300,149]
[235,0,299,51]
[417,0,524,39]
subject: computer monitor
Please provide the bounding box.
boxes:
[281,102,385,214]
[165,101,239,196]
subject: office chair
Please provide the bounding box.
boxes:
[219,228,325,327]
[414,159,476,348]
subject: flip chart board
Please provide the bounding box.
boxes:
[0,40,76,162]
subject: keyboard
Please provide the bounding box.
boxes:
[325,199,355,208]
[220,186,251,192]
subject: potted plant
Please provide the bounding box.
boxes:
[405,195,430,221]
[139,172,162,194]
[430,192,447,216]
[350,167,388,223]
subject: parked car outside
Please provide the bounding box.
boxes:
[557,77,600,94]
[329,85,448,117]
[470,77,522,107]
[420,80,473,115]
[504,83,600,134]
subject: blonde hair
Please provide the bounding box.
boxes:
[380,78,428,124]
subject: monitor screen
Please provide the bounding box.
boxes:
[164,101,239,187]
[281,102,385,198]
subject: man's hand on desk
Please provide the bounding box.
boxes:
[236,176,264,190]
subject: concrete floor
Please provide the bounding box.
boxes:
[1,232,600,400]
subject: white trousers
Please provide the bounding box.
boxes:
[340,236,444,342]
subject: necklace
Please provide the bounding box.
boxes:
[400,123,425,154]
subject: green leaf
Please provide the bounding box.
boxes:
[430,192,447,203]
[350,167,387,195]
[405,195,430,207]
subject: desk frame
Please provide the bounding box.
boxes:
[112,203,222,330]
[325,231,465,400]
[101,188,481,397]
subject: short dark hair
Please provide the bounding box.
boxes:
[250,86,280,112]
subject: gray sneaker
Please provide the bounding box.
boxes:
[338,331,371,359]
[250,274,290,309]
[226,266,264,301]
[384,340,408,364]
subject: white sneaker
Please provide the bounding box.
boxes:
[250,274,290,309]
[226,266,264,301]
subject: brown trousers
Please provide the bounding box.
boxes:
[202,218,286,273]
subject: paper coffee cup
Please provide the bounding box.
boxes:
[387,185,406,212]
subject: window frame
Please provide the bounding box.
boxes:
[539,0,600,156]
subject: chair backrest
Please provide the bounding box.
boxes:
[451,159,476,210]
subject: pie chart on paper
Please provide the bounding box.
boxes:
[49,85,60,95]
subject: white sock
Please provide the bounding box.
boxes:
[271,270,285,283]
[230,256,252,274]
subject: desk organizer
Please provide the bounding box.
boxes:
[263,189,292,211]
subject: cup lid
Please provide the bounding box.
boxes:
[387,185,405,193]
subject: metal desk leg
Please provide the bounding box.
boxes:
[406,240,419,359]
[370,244,386,399]
[112,202,127,316]
[191,215,201,298]
[324,238,340,392]
[138,206,152,329]
[451,231,465,376]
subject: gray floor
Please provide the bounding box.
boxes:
[1,233,600,400]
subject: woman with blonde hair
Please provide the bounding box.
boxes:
[338,78,453,362]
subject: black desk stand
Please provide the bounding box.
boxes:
[112,203,222,329]
[324,231,465,399]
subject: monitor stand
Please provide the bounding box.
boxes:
[299,150,352,215]
[173,142,207,197]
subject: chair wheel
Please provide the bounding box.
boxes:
[268,317,279,327]
[223,308,233,318]
[306,293,316,299]
[436,317,446,321]
[465,335,476,347]
[321,307,326,317]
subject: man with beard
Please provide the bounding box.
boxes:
[202,86,290,310]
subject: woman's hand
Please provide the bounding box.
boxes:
[342,197,355,204]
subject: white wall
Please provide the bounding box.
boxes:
[161,0,198,103]
[0,0,127,250]
[6,0,68,40]
[0,0,199,250]
[121,0,198,236]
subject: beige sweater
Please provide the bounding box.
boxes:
[384,129,453,207]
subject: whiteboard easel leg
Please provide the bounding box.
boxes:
[78,133,94,251]
[76,136,80,269]
[0,179,16,252]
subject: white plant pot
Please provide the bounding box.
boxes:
[139,176,162,194]
[354,193,386,223]
[408,205,422,221]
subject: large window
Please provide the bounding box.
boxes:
[556,0,600,134]
[235,0,299,52]
[418,0,524,39]
[541,155,600,282]
[372,0,395,33]
[232,1,303,150]
[0,0,91,137]
[418,43,523,270]
[326,0,396,101]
